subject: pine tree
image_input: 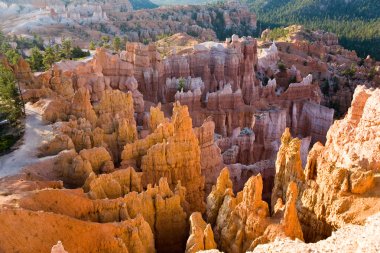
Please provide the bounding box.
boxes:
[53,44,62,62]
[89,41,96,50]
[61,38,72,59]
[113,36,122,52]
[4,49,20,65]
[0,64,23,123]
[101,36,110,47]
[43,46,56,70]
[177,78,185,91]
[28,47,44,72]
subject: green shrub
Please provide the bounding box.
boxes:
[177,78,185,91]
[0,135,18,153]
[277,61,286,72]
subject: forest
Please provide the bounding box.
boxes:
[245,0,380,60]
[130,0,158,9]
[152,0,380,59]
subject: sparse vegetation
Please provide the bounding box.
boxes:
[71,46,90,59]
[61,38,72,59]
[341,64,356,78]
[277,61,286,72]
[0,135,19,154]
[0,64,23,123]
[89,41,96,50]
[27,47,43,72]
[186,30,199,38]
[156,33,172,41]
[100,36,110,48]
[177,78,185,91]
[43,47,56,70]
[262,27,289,41]
[112,36,122,52]
[143,38,150,45]
[368,67,377,80]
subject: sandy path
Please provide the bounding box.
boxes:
[0,103,53,178]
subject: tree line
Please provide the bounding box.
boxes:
[246,0,380,60]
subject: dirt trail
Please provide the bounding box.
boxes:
[0,103,53,178]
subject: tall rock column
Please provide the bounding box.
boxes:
[141,102,206,213]
[185,212,217,253]
[271,128,305,210]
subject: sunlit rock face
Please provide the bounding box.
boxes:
[185,212,217,253]
[252,213,380,253]
[202,168,303,252]
[138,103,206,213]
[271,86,380,243]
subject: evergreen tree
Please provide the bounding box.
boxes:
[4,49,20,65]
[89,41,96,50]
[113,36,122,52]
[61,38,72,59]
[101,36,110,47]
[43,46,56,70]
[71,46,90,59]
[177,78,185,91]
[53,44,62,62]
[28,47,44,72]
[0,64,23,123]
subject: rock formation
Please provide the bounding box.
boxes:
[10,176,187,253]
[260,25,380,118]
[323,86,380,171]
[95,89,138,161]
[38,87,137,162]
[194,118,224,194]
[258,42,279,72]
[51,118,105,153]
[0,209,155,253]
[84,167,142,199]
[205,168,304,252]
[252,213,380,253]
[227,160,275,203]
[51,241,68,253]
[0,1,256,49]
[271,128,305,209]
[140,102,205,213]
[71,88,98,126]
[24,35,334,153]
[206,168,233,227]
[38,134,75,157]
[53,147,113,187]
[121,119,174,167]
[271,87,380,242]
[149,104,166,132]
[185,212,217,253]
